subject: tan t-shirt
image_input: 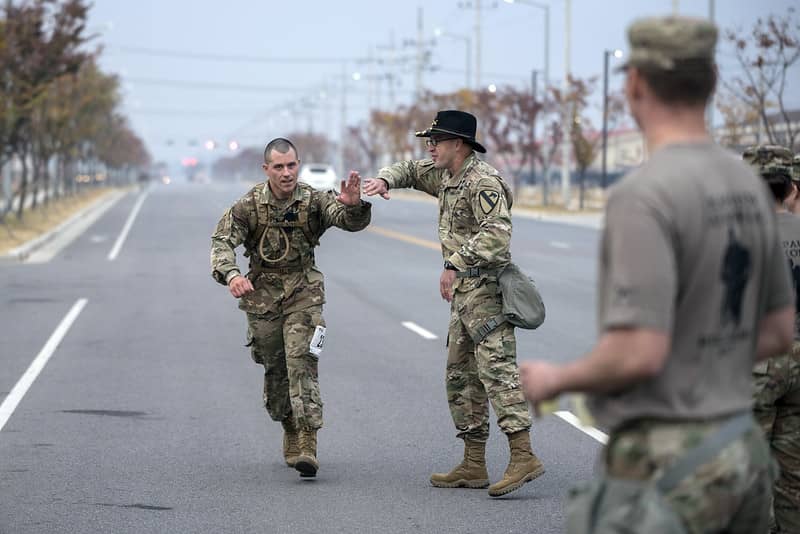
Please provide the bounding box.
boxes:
[590,142,793,431]
[776,211,800,338]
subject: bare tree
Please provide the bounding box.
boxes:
[723,7,800,149]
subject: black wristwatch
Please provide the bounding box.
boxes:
[444,261,458,271]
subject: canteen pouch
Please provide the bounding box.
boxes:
[498,262,545,330]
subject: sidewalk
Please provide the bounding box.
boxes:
[0,188,128,263]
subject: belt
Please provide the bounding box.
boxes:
[455,267,501,278]
[258,266,307,274]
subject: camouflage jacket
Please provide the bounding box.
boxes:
[376,153,513,286]
[210,182,371,314]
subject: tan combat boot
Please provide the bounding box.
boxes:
[488,431,545,497]
[294,429,319,478]
[430,440,490,489]
[281,418,300,467]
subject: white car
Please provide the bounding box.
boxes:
[299,163,338,191]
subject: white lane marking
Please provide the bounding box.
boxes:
[108,191,148,261]
[550,241,571,250]
[90,235,109,243]
[554,410,609,444]
[0,298,88,433]
[401,321,438,340]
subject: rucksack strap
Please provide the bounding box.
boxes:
[655,411,754,494]
[473,314,507,342]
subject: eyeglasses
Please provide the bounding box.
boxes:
[425,136,458,148]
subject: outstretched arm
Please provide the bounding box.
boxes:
[364,159,444,199]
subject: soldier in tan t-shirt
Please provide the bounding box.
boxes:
[519,16,795,533]
[744,145,800,534]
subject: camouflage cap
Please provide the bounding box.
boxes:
[742,145,793,178]
[620,16,718,71]
[794,154,800,182]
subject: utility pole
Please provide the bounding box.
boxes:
[475,0,481,89]
[339,63,347,180]
[531,70,538,188]
[416,7,423,101]
[707,0,715,138]
[561,0,571,209]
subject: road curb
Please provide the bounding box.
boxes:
[0,189,128,264]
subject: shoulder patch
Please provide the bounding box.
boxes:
[479,189,501,215]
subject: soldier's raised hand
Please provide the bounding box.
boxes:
[336,170,362,206]
[363,178,391,200]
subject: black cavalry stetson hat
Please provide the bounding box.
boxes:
[415,110,486,153]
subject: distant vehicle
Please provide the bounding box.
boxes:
[298,163,337,191]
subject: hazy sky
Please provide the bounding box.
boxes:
[87,0,799,170]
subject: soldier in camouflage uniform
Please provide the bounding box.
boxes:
[210,137,371,478]
[744,145,800,534]
[520,17,796,533]
[363,110,544,497]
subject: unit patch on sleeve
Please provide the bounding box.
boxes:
[479,190,501,215]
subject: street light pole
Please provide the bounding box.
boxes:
[503,0,550,202]
[602,50,610,189]
[602,49,622,189]
[435,29,472,89]
[562,0,571,209]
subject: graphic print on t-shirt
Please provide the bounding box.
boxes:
[720,227,752,328]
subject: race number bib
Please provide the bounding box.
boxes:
[309,325,326,356]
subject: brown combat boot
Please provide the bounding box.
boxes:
[488,431,545,497]
[294,429,319,478]
[430,439,490,489]
[281,418,300,467]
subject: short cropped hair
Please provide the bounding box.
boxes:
[263,138,299,163]
[763,172,793,203]
[637,58,717,107]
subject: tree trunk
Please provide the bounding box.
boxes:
[579,169,586,210]
[541,164,550,206]
[30,157,41,211]
[17,156,29,220]
[42,157,51,207]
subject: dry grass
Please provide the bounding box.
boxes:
[0,188,118,256]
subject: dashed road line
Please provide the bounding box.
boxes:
[402,321,439,340]
[550,241,571,250]
[108,190,148,261]
[0,298,88,433]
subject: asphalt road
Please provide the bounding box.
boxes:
[0,182,603,534]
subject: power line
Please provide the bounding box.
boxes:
[125,77,305,93]
[123,76,401,96]
[108,44,358,64]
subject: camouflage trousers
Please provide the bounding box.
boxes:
[246,305,325,431]
[446,277,531,442]
[753,345,800,534]
[567,417,776,534]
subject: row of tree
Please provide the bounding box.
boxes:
[212,8,798,209]
[0,0,150,222]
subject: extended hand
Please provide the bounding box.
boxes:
[440,269,456,302]
[336,171,362,206]
[363,178,391,200]
[229,275,255,298]
[519,361,562,404]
